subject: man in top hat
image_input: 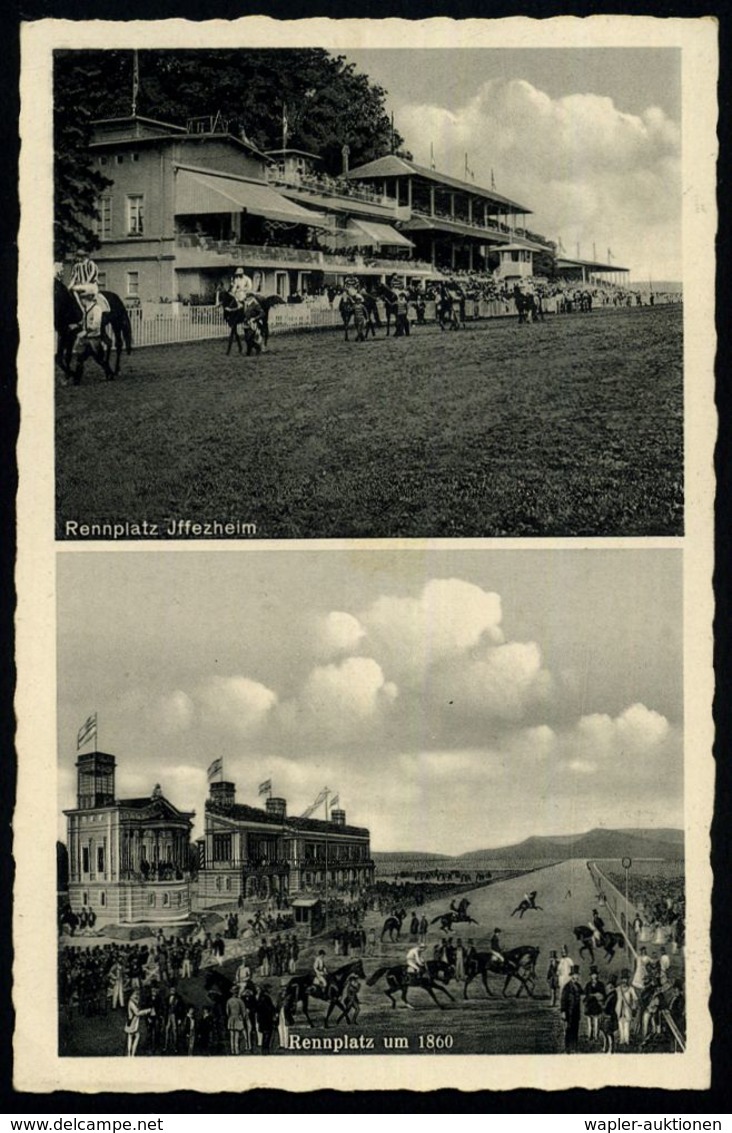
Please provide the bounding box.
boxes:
[560,964,583,1053]
[615,968,639,1046]
[583,965,606,1042]
[546,950,560,1007]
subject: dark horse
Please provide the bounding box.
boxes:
[374,284,399,336]
[285,958,366,1028]
[573,926,625,964]
[436,284,461,331]
[216,289,282,355]
[463,945,541,999]
[367,959,455,1010]
[380,909,406,942]
[55,279,132,381]
[431,910,479,934]
[513,284,539,325]
[510,892,543,918]
[338,292,380,342]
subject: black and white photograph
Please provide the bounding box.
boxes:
[52,548,692,1068]
[52,39,685,540]
[13,15,716,1098]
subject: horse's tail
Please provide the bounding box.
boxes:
[366,966,390,987]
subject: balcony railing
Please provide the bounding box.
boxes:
[266,169,396,211]
[174,235,437,274]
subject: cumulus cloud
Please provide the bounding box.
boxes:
[197,675,277,735]
[443,640,552,722]
[316,611,366,657]
[399,79,681,279]
[362,578,504,681]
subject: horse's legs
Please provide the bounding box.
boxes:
[301,993,314,1028]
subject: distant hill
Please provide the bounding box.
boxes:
[458,828,684,864]
[373,828,684,872]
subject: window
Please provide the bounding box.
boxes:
[148,893,156,907]
[126,271,140,298]
[126,194,144,236]
[82,891,88,906]
[275,272,287,299]
[212,834,232,862]
[96,196,112,239]
[99,156,108,166]
[82,847,90,874]
[97,271,107,289]
[97,845,105,875]
[162,892,170,907]
[116,154,124,165]
[131,152,140,163]
[100,891,106,907]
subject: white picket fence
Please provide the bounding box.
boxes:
[126,298,519,349]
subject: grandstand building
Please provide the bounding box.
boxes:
[63,751,195,925]
[197,779,374,908]
[76,114,626,303]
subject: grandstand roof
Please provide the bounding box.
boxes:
[557,256,629,273]
[206,800,369,838]
[346,155,532,214]
[401,214,514,244]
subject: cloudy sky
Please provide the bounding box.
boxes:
[344,49,681,283]
[56,549,682,854]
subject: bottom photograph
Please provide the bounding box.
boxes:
[56,547,685,1059]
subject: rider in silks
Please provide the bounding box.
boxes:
[232,270,265,349]
[406,943,428,983]
[311,949,328,993]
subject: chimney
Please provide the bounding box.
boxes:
[341,144,350,176]
[209,780,236,809]
[331,808,346,826]
[266,796,287,819]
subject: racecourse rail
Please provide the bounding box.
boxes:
[124,294,680,350]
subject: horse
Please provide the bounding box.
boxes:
[431,910,479,934]
[573,926,625,964]
[55,279,132,380]
[338,292,379,342]
[463,945,540,1000]
[374,283,399,336]
[436,284,461,331]
[513,284,538,325]
[216,288,266,356]
[285,958,366,1028]
[510,893,543,918]
[380,909,406,942]
[367,959,455,1010]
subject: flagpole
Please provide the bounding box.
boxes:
[131,50,139,117]
[94,712,98,753]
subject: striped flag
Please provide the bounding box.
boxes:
[77,713,97,751]
[258,778,272,797]
[207,757,223,782]
[329,794,340,811]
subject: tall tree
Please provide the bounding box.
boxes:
[53,48,411,252]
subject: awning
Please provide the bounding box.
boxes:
[402,214,511,243]
[338,218,414,249]
[174,168,328,227]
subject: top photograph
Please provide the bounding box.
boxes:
[50,41,688,540]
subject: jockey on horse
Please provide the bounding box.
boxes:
[231,269,265,350]
[68,249,110,318]
[405,943,428,984]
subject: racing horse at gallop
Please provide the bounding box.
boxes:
[284,958,366,1028]
[367,958,456,1010]
[463,944,541,999]
[54,278,132,380]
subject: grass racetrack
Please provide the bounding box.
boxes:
[56,305,683,539]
